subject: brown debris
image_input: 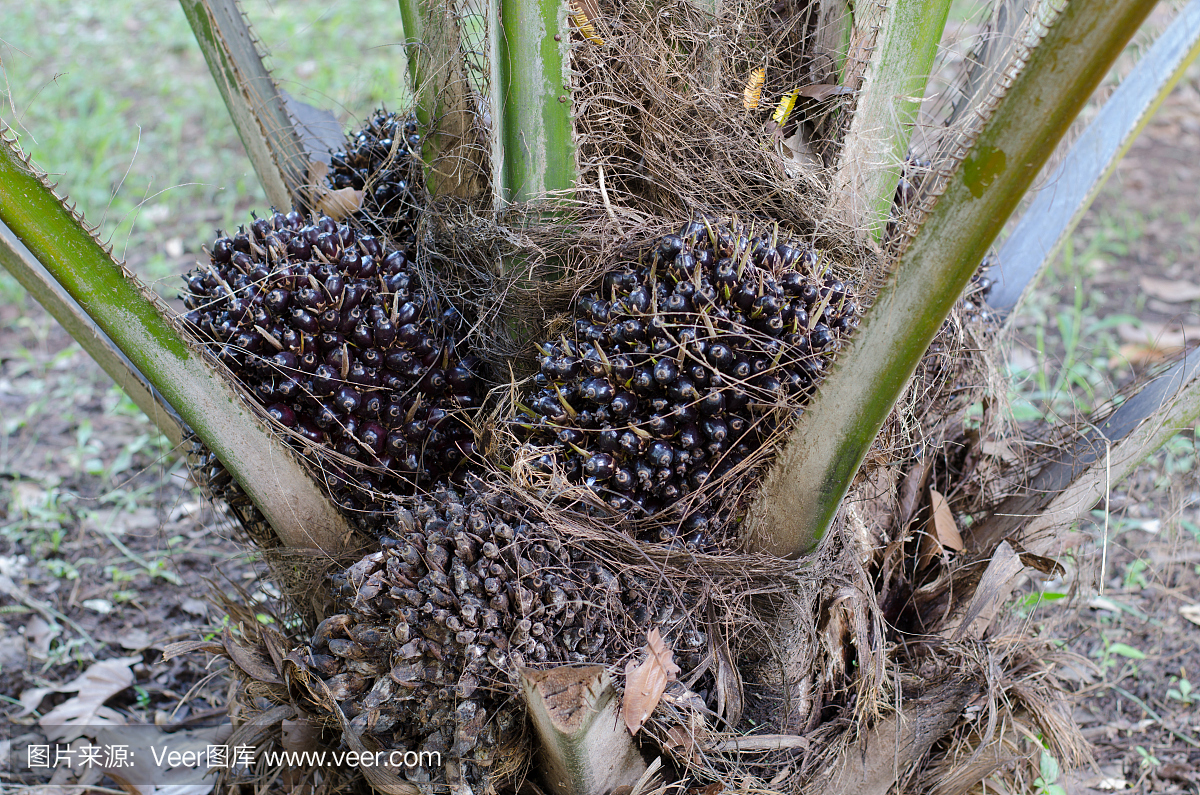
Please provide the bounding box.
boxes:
[623,628,681,735]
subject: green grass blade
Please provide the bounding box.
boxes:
[178,0,309,210]
[0,126,349,554]
[745,0,1160,557]
[828,0,953,239]
[499,0,576,204]
[990,0,1200,312]
[0,220,185,450]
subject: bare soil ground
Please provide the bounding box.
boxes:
[1030,80,1200,793]
[0,298,263,784]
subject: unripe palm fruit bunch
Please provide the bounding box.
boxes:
[516,218,859,547]
[327,109,423,242]
[306,483,708,790]
[180,210,484,516]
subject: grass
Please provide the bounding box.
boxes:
[0,0,407,300]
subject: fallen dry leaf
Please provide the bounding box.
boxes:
[777,125,820,178]
[664,724,698,761]
[1181,603,1200,627]
[26,657,141,742]
[303,160,364,222]
[623,628,680,735]
[1139,275,1200,303]
[1117,320,1200,349]
[1111,342,1177,369]
[980,439,1020,465]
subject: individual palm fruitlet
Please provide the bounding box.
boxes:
[327,109,423,242]
[306,484,707,790]
[179,211,483,516]
[516,218,858,546]
[961,253,997,324]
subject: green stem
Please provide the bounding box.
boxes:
[990,0,1200,312]
[499,0,577,204]
[397,0,486,198]
[745,0,1161,557]
[829,0,953,240]
[0,126,349,554]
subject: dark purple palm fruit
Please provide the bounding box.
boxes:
[326,109,423,244]
[514,217,859,547]
[309,484,708,793]
[180,211,485,528]
[959,252,998,324]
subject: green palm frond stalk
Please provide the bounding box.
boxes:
[745,0,1161,557]
[498,0,577,203]
[990,0,1200,313]
[0,220,185,449]
[178,0,310,209]
[828,0,953,239]
[0,126,350,554]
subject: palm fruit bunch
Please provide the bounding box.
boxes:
[305,483,708,790]
[179,210,484,515]
[327,109,423,242]
[514,218,858,546]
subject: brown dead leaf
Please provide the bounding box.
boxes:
[1139,275,1200,303]
[1181,603,1200,627]
[623,628,680,735]
[795,83,855,101]
[919,488,963,569]
[665,725,699,763]
[1117,320,1200,349]
[315,187,364,220]
[776,125,820,178]
[1112,342,1180,369]
[303,160,364,221]
[981,439,1020,465]
[32,657,141,742]
[929,489,964,551]
[1017,551,1066,577]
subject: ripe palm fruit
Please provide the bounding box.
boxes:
[180,211,483,518]
[308,483,708,791]
[961,253,997,324]
[516,218,858,547]
[327,109,422,243]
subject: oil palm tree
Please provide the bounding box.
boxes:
[3,0,1200,792]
